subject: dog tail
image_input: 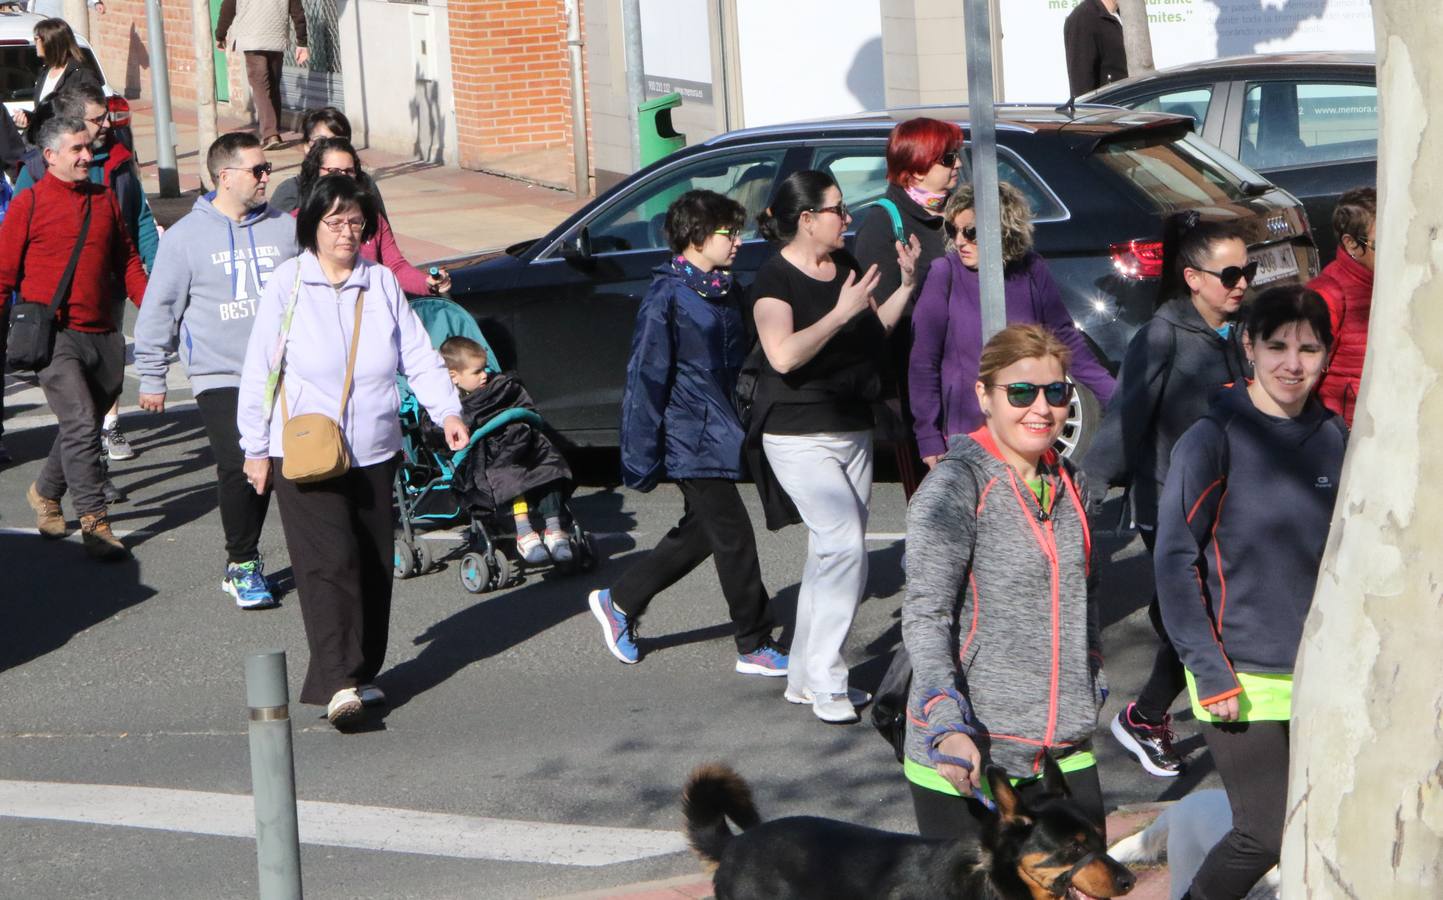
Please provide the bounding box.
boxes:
[682,763,761,868]
[1107,805,1170,865]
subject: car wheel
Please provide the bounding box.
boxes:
[1054,381,1100,460]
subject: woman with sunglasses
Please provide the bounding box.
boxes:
[14,19,101,139]
[1083,212,1250,780]
[903,323,1106,840]
[294,138,449,296]
[1156,285,1345,900]
[909,182,1114,471]
[853,117,964,498]
[750,169,919,724]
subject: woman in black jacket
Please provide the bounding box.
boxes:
[1083,213,1250,778]
[14,19,101,141]
[853,116,963,498]
[587,190,789,675]
[1156,285,1344,900]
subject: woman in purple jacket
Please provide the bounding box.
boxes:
[908,183,1115,467]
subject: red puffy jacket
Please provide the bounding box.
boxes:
[1308,251,1373,427]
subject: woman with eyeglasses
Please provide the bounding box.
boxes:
[749,169,919,724]
[294,138,449,296]
[1082,212,1249,779]
[853,117,964,498]
[236,175,468,728]
[14,18,102,139]
[903,323,1107,840]
[1156,285,1345,900]
[908,182,1115,471]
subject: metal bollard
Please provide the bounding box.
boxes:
[246,651,303,899]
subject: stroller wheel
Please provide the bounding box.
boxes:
[493,552,518,588]
[578,531,598,572]
[459,552,491,594]
[415,539,434,575]
[394,538,418,579]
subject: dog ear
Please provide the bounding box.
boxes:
[986,765,1029,824]
[1041,752,1071,799]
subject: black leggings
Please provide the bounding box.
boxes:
[1134,523,1188,721]
[910,764,1105,842]
[1189,720,1289,900]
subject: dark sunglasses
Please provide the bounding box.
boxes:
[223,162,274,180]
[946,222,979,243]
[936,149,960,168]
[808,202,850,219]
[1193,261,1258,290]
[995,381,1074,408]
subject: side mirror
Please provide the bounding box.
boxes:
[561,227,594,265]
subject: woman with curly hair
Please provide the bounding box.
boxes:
[908,182,1114,468]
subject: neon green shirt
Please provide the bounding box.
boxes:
[1185,670,1294,722]
[905,750,1096,798]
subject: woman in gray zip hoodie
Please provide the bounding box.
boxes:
[903,324,1105,840]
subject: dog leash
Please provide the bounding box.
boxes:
[928,751,998,812]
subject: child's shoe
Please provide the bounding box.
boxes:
[543,529,573,563]
[516,530,549,564]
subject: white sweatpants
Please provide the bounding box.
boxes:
[762,430,873,697]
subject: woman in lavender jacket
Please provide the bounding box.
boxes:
[909,183,1116,467]
[237,176,468,728]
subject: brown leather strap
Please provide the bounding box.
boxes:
[280,289,366,421]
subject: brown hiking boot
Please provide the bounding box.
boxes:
[27,482,68,538]
[79,511,128,560]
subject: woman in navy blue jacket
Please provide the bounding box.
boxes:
[587,190,789,675]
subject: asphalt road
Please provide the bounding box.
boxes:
[0,315,1221,899]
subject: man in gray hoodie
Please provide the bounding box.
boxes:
[132,132,298,609]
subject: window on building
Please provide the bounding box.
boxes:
[584,150,787,254]
[1240,81,1378,170]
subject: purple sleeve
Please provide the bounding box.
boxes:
[908,255,952,458]
[1030,256,1116,405]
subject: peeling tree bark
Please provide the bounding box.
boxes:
[1282,2,1443,896]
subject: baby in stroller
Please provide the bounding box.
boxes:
[439,336,575,565]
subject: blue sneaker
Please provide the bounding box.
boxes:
[735,639,789,677]
[588,589,639,664]
[223,559,277,610]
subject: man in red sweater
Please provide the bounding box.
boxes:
[9,115,148,559]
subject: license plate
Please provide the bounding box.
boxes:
[1250,244,1299,286]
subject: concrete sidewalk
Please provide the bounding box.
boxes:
[124,100,586,264]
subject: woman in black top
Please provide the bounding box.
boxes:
[853,116,964,498]
[752,169,919,724]
[15,19,101,141]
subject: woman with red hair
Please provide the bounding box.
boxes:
[854,117,964,497]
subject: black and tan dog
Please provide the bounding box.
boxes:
[682,756,1136,900]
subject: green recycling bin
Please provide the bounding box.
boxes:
[638,92,686,166]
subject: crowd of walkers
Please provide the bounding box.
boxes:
[0,91,1375,897]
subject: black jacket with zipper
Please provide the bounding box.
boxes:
[1082,297,1246,526]
[1063,0,1128,97]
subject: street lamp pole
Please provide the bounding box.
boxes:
[964,0,1006,341]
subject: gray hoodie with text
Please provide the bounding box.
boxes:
[133,195,300,396]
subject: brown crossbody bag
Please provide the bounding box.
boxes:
[277,290,365,483]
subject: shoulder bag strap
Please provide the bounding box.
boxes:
[47,194,91,319]
[873,197,905,242]
[337,289,366,419]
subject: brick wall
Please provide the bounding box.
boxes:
[89,0,248,115]
[446,0,587,190]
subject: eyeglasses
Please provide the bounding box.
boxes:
[82,112,108,126]
[935,149,960,168]
[949,223,979,244]
[1192,261,1259,290]
[993,381,1074,408]
[808,202,849,219]
[713,228,743,242]
[1354,235,1376,251]
[223,162,273,180]
[318,166,357,177]
[321,216,366,234]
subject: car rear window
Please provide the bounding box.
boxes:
[0,43,104,102]
[1090,130,1250,212]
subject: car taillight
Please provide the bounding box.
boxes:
[1109,239,1165,279]
[107,95,130,129]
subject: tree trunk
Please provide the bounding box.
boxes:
[1282,1,1443,896]
[1119,0,1153,75]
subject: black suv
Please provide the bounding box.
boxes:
[449,105,1316,454]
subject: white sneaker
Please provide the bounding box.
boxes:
[785,685,872,707]
[326,688,363,725]
[357,684,386,706]
[812,692,861,724]
[101,424,136,461]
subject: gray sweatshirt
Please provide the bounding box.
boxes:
[903,428,1104,779]
[133,196,300,396]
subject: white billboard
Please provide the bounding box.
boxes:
[1001,0,1376,103]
